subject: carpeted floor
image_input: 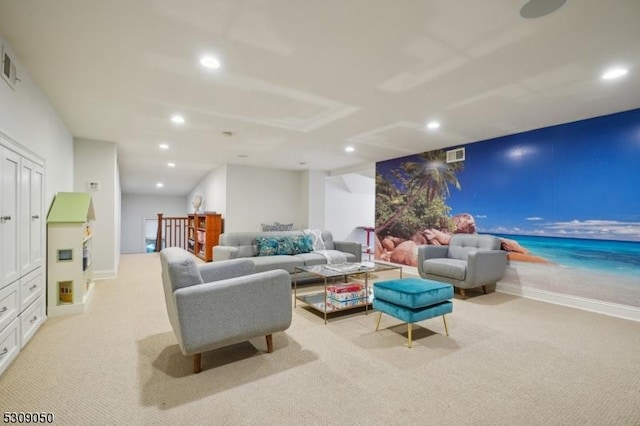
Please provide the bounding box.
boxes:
[1,253,639,425]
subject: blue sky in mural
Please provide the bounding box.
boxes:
[450,110,640,241]
[378,109,640,241]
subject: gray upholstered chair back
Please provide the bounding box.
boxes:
[447,234,502,260]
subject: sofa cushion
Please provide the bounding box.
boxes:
[294,252,327,266]
[423,258,467,281]
[252,255,304,273]
[238,244,256,258]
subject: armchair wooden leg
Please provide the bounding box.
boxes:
[193,353,202,374]
[482,285,487,294]
[459,288,467,299]
[265,334,274,353]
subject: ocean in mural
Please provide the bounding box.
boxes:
[489,233,640,279]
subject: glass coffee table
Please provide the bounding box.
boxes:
[293,261,403,324]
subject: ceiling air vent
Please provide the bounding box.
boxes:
[446,147,465,163]
[1,45,18,89]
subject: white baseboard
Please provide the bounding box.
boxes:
[497,282,640,322]
[93,269,117,280]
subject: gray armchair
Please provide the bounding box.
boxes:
[417,234,507,299]
[160,247,292,373]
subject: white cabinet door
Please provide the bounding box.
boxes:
[20,158,44,275]
[31,164,44,270]
[1,148,20,287]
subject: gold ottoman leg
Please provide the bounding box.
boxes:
[407,323,412,348]
[375,311,383,331]
[442,315,449,337]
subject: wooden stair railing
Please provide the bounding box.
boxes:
[155,213,189,252]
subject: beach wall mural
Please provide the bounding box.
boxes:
[375,108,640,308]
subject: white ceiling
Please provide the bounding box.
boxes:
[1,0,639,196]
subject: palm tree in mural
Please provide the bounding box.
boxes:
[375,150,463,235]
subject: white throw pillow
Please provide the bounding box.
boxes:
[303,229,325,251]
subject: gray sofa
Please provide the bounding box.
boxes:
[160,247,292,373]
[213,230,362,279]
[417,234,507,299]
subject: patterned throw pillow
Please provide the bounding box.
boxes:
[276,237,298,255]
[295,235,314,254]
[257,235,314,256]
[275,222,294,231]
[261,223,277,232]
[303,229,325,251]
[261,222,295,232]
[255,236,280,256]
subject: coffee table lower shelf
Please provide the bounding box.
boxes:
[295,292,373,315]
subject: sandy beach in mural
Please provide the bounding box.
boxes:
[501,260,640,308]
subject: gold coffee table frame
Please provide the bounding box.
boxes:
[293,261,403,324]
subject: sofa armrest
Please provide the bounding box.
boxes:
[198,258,255,283]
[334,240,362,262]
[417,245,449,275]
[213,246,239,261]
[466,250,508,286]
[173,269,292,355]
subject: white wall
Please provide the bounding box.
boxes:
[185,163,375,239]
[73,138,119,279]
[0,36,73,209]
[187,165,227,216]
[324,173,375,244]
[303,170,327,230]
[121,194,187,253]
[226,165,304,232]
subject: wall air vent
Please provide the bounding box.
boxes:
[1,45,19,90]
[446,147,465,163]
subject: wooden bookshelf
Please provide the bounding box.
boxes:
[187,212,223,262]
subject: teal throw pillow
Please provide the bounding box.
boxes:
[256,236,280,256]
[276,237,298,255]
[295,235,314,254]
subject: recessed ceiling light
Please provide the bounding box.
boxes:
[159,143,169,150]
[200,56,221,69]
[298,162,307,166]
[167,162,175,167]
[427,121,441,130]
[156,182,164,188]
[171,115,185,124]
[602,67,628,80]
[345,146,355,153]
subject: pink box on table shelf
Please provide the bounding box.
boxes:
[327,283,363,293]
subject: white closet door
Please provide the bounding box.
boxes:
[1,148,20,286]
[20,158,43,275]
[30,164,44,270]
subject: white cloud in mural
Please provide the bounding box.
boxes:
[526,216,544,221]
[544,219,640,240]
[476,215,487,218]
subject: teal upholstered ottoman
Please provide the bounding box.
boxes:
[373,278,453,348]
